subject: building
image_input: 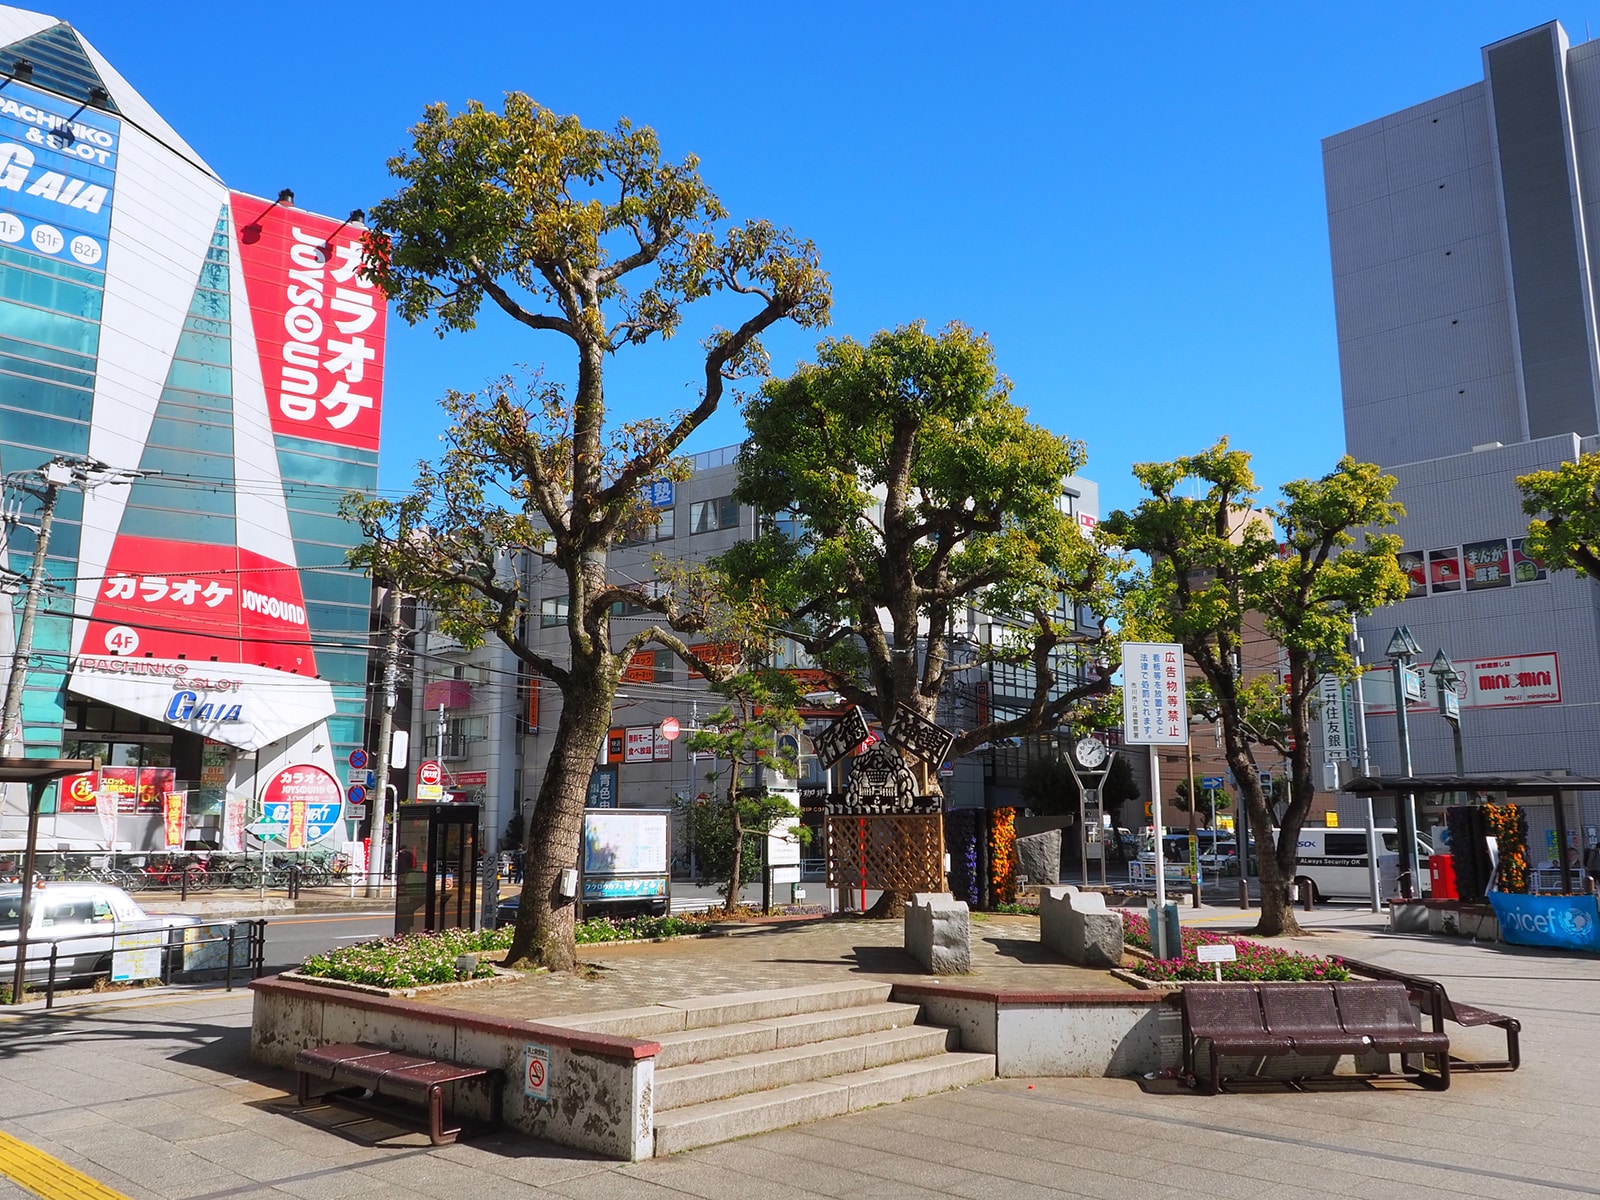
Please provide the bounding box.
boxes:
[0,9,384,853]
[1323,19,1600,852]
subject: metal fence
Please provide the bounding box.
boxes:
[0,852,382,897]
[3,918,267,1008]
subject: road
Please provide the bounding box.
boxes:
[260,912,392,973]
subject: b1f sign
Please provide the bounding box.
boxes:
[1121,642,1188,745]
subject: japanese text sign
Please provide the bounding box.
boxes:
[1120,642,1188,745]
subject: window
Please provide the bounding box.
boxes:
[621,506,675,546]
[690,496,741,534]
[1323,833,1370,857]
[540,597,569,627]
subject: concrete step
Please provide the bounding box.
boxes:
[653,1002,924,1069]
[655,1025,957,1110]
[539,980,895,1038]
[652,1052,996,1156]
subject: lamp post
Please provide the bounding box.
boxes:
[1385,625,1424,897]
[1428,650,1465,777]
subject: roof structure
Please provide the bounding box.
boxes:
[1341,774,1600,796]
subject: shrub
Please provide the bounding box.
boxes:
[574,914,702,943]
[1121,912,1349,983]
[299,926,512,989]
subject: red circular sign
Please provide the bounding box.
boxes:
[261,764,342,808]
[659,716,681,741]
[66,775,95,806]
[418,761,443,787]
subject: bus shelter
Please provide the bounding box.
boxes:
[1342,773,1600,896]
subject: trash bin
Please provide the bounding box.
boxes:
[1429,853,1458,900]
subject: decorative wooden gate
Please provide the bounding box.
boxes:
[824,813,944,893]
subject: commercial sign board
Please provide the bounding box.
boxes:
[1121,642,1188,745]
[623,725,671,763]
[232,192,388,453]
[57,766,173,814]
[587,767,617,808]
[0,80,119,272]
[583,810,669,876]
[1364,652,1561,714]
[1488,891,1598,953]
[258,765,343,845]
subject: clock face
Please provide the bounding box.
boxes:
[1074,737,1109,770]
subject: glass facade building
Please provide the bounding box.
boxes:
[0,10,384,851]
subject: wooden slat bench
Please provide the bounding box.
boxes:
[1339,956,1521,1072]
[296,1043,504,1145]
[1181,982,1450,1094]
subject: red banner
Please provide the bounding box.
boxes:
[232,192,387,452]
[60,767,174,814]
[80,536,315,675]
[162,790,186,848]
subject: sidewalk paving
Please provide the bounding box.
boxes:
[1,906,1597,1198]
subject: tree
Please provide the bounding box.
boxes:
[1171,777,1230,824]
[1103,440,1409,936]
[349,97,829,970]
[1517,454,1600,575]
[1020,755,1080,818]
[721,322,1122,912]
[683,670,807,912]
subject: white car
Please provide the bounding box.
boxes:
[0,882,200,984]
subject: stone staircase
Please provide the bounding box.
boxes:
[542,981,995,1155]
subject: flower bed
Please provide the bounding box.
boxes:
[574,914,703,942]
[1120,912,1350,983]
[299,927,512,989]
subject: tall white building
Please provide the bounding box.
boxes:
[1324,20,1600,849]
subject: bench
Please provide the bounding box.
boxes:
[1181,982,1450,1094]
[296,1043,504,1145]
[1339,956,1520,1072]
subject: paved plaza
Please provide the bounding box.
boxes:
[1,906,1597,1198]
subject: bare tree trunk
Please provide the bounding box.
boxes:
[507,670,615,970]
[724,796,745,915]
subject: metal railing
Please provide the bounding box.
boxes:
[4,918,266,1007]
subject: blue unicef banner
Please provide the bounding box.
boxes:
[1489,891,1600,953]
[0,81,120,271]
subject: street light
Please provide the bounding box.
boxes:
[1385,625,1424,896]
[1428,649,1465,777]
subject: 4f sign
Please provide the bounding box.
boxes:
[523,1043,550,1100]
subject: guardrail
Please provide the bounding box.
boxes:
[4,918,266,1008]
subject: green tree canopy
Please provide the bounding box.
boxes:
[722,322,1121,760]
[348,96,829,971]
[1517,454,1600,576]
[1104,440,1409,935]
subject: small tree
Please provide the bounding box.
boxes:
[1172,777,1230,824]
[1105,441,1409,936]
[684,670,807,912]
[1019,755,1079,818]
[1517,454,1600,574]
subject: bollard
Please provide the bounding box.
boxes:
[1303,880,1314,913]
[225,923,237,992]
[1238,877,1250,910]
[46,942,58,1009]
[181,863,189,901]
[1191,882,1202,909]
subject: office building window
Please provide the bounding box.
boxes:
[690,496,741,534]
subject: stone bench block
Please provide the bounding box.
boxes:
[1039,885,1123,968]
[1015,829,1062,886]
[904,892,971,975]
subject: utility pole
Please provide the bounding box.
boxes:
[3,459,138,757]
[366,580,403,897]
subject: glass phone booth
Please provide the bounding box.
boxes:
[394,803,480,935]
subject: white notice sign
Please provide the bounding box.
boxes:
[1195,943,1237,963]
[1121,642,1188,745]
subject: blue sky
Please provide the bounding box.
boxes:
[48,1,1600,514]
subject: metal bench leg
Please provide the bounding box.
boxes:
[427,1084,460,1146]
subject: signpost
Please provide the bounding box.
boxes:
[257,765,344,846]
[1121,642,1188,960]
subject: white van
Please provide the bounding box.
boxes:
[1291,827,1434,902]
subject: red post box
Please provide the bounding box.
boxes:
[1429,853,1458,900]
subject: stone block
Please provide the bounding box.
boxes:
[1037,885,1122,968]
[1015,829,1062,885]
[904,892,971,975]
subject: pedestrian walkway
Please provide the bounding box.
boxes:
[0,912,1596,1197]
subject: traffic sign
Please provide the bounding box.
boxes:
[348,749,369,770]
[659,716,681,741]
[417,759,444,801]
[1201,776,1224,790]
[347,784,367,805]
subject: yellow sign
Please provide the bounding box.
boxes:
[1324,811,1339,828]
[287,799,308,850]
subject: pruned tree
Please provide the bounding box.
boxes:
[347,96,829,970]
[1103,440,1409,935]
[683,669,807,912]
[720,322,1123,912]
